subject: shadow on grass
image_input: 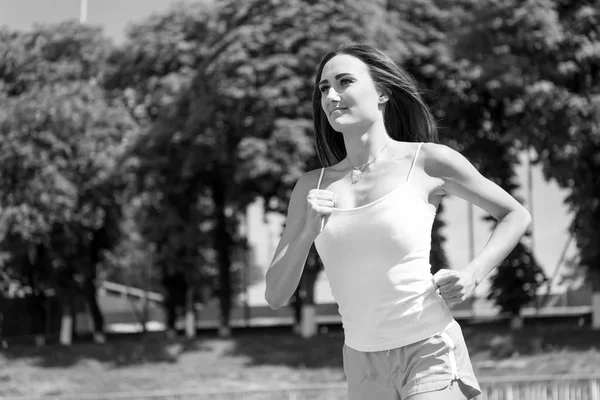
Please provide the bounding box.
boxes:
[0,331,214,368]
[2,319,597,372]
[226,320,600,370]
[224,325,345,369]
[461,319,600,359]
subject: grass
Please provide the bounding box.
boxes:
[0,321,599,398]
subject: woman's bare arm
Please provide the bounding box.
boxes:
[264,170,335,309]
[424,143,532,302]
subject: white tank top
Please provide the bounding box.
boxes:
[314,143,454,352]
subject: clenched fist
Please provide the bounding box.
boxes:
[433,269,477,305]
[305,189,337,235]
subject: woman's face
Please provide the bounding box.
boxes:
[318,54,385,133]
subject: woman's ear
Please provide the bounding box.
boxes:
[378,90,390,104]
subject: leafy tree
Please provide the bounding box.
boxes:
[106,0,373,335]
[381,2,555,321]
[455,0,600,326]
[289,244,323,335]
[488,243,545,320]
[0,81,134,341]
[0,22,134,342]
[380,0,478,275]
[477,139,546,325]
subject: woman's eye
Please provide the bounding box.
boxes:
[319,86,329,93]
[340,79,352,86]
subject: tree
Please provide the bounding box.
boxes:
[430,203,449,274]
[477,139,546,327]
[0,22,134,343]
[106,0,371,336]
[380,0,478,276]
[384,2,559,324]
[455,0,600,327]
[488,243,545,326]
[289,244,323,337]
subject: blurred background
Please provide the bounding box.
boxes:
[0,0,599,399]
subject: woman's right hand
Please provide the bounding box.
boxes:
[304,189,337,235]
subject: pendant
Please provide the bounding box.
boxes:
[351,169,362,184]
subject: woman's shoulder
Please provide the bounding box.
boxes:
[295,161,349,193]
[419,142,456,158]
[293,167,326,192]
[419,142,475,179]
[420,142,463,163]
[388,141,458,166]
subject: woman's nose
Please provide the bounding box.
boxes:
[325,88,341,102]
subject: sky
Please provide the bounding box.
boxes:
[0,0,196,42]
[0,0,577,298]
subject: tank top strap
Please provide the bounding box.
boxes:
[317,168,325,189]
[406,143,423,183]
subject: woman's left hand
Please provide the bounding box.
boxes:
[432,269,477,305]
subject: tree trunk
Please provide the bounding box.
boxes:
[0,296,5,349]
[59,301,73,346]
[162,267,188,337]
[300,268,319,339]
[591,269,600,330]
[28,246,47,345]
[185,286,196,338]
[291,288,302,334]
[58,270,75,346]
[31,293,46,346]
[300,304,317,338]
[592,292,600,330]
[141,292,149,333]
[86,232,108,342]
[165,300,177,335]
[510,313,524,330]
[126,288,147,334]
[83,277,105,343]
[213,180,232,338]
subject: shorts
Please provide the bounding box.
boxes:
[342,320,481,399]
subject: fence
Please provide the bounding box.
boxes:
[3,375,599,400]
[0,283,166,341]
[479,374,600,400]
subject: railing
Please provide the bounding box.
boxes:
[100,281,164,303]
[3,375,599,400]
[478,374,600,400]
[190,304,593,330]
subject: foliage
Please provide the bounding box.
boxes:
[2,0,598,336]
[455,0,600,291]
[0,22,135,334]
[380,0,479,274]
[0,22,112,96]
[430,202,449,273]
[488,243,546,315]
[105,0,374,330]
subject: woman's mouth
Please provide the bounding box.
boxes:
[330,107,347,116]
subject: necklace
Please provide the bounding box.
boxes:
[346,140,392,184]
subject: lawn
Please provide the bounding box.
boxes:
[1,321,599,398]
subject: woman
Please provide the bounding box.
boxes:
[265,43,531,400]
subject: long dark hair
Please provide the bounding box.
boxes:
[312,43,438,167]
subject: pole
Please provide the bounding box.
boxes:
[468,203,475,262]
[80,0,88,24]
[527,147,535,255]
[541,234,573,307]
[242,211,251,326]
[468,202,476,317]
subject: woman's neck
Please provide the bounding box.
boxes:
[342,120,391,167]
